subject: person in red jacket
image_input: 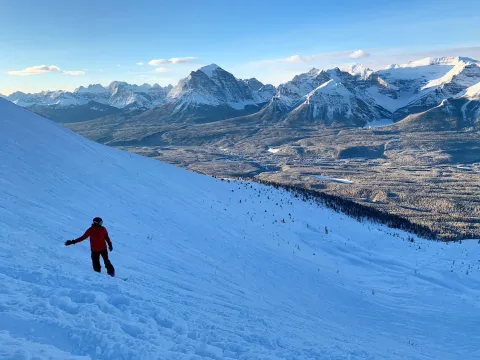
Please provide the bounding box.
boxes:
[65,217,115,276]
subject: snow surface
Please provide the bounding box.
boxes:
[311,175,353,184]
[384,56,478,69]
[1,99,480,359]
[421,62,480,91]
[267,147,281,154]
[341,63,374,80]
[464,82,480,100]
[363,118,394,128]
[199,64,220,78]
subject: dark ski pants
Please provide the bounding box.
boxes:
[91,249,115,275]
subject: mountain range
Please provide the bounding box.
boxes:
[4,56,480,129]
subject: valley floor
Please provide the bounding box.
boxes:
[118,126,480,240]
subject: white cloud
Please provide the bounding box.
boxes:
[148,57,198,66]
[116,64,121,67]
[284,55,302,64]
[63,70,85,76]
[136,62,144,65]
[350,49,370,59]
[155,67,170,73]
[8,64,61,76]
[169,57,197,64]
[149,59,169,65]
[99,69,104,72]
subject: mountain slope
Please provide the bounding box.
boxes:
[6,83,173,110]
[372,56,480,117]
[27,101,122,123]
[285,78,391,126]
[393,83,480,132]
[167,64,275,111]
[266,68,392,125]
[1,99,480,359]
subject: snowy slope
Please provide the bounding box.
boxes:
[463,81,480,100]
[2,100,480,359]
[456,82,480,124]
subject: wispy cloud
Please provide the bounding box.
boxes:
[155,67,170,73]
[251,50,364,65]
[148,57,198,65]
[149,59,169,65]
[394,46,480,62]
[350,49,370,59]
[136,74,175,84]
[63,70,85,76]
[169,57,197,64]
[252,50,372,65]
[8,64,61,76]
[136,62,144,65]
[116,64,121,67]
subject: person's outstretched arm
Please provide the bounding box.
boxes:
[65,228,91,246]
[73,228,91,244]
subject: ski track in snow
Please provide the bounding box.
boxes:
[1,99,480,359]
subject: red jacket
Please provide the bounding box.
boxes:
[74,225,112,252]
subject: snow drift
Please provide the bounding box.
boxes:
[0,99,479,359]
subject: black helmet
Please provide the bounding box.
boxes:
[93,217,103,226]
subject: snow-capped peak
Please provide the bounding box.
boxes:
[167,65,276,110]
[385,56,478,69]
[74,84,107,94]
[341,63,374,80]
[6,81,173,110]
[303,80,353,106]
[199,64,220,77]
[307,68,320,76]
[315,79,350,94]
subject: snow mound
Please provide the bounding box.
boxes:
[1,99,480,359]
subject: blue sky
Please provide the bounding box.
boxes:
[1,0,479,94]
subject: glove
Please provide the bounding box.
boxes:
[65,240,74,246]
[108,243,113,252]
